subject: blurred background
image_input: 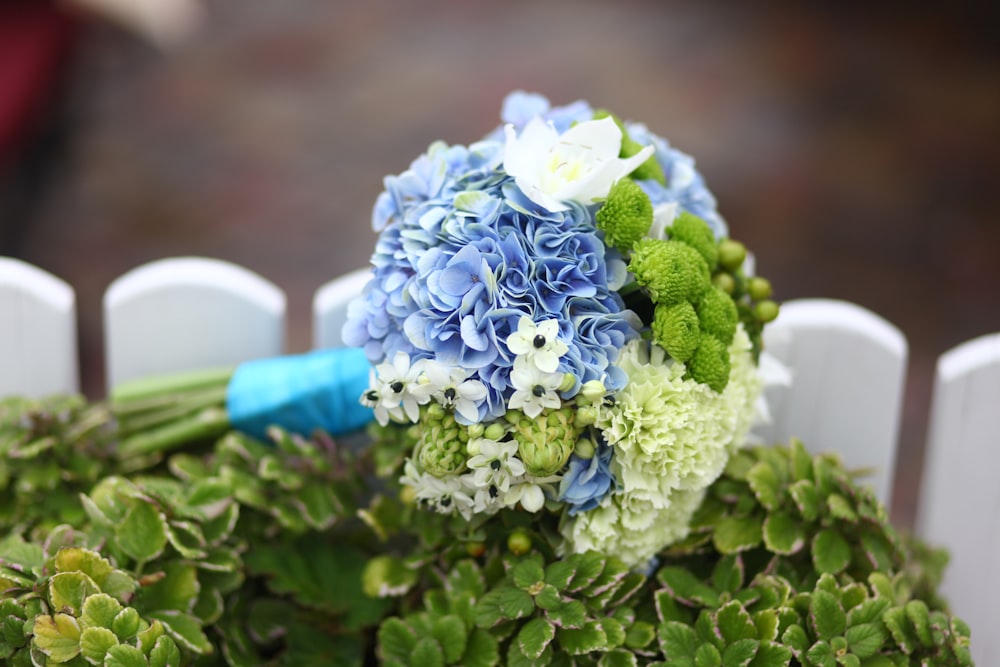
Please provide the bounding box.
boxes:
[2,0,998,527]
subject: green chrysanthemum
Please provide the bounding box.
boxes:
[668,211,719,269]
[688,333,731,393]
[697,285,738,345]
[629,238,710,305]
[652,301,700,362]
[595,178,653,253]
[507,407,580,477]
[416,405,470,476]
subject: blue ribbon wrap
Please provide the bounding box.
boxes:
[226,347,374,441]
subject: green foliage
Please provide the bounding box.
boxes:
[0,397,977,665]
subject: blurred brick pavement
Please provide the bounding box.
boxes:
[8,0,1000,526]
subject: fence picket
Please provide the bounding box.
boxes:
[0,257,79,397]
[755,298,907,503]
[312,267,371,349]
[917,333,1000,666]
[104,257,286,390]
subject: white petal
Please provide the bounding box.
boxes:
[557,116,622,160]
[534,350,560,374]
[518,485,545,512]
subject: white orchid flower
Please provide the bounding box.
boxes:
[503,116,654,212]
[506,316,568,373]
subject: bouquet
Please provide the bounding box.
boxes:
[344,91,783,568]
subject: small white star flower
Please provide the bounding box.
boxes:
[506,316,568,373]
[467,437,525,493]
[372,352,431,425]
[400,460,475,520]
[508,358,564,418]
[505,481,546,513]
[420,359,488,423]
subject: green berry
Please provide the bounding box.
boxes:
[687,334,731,393]
[595,178,653,253]
[652,301,700,362]
[668,212,718,269]
[717,239,747,271]
[754,299,780,323]
[629,239,710,305]
[747,276,773,301]
[697,286,738,345]
[466,541,486,558]
[507,529,532,556]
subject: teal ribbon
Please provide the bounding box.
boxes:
[226,347,374,441]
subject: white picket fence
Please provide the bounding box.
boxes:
[1,255,997,663]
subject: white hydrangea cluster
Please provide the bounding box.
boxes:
[561,325,763,567]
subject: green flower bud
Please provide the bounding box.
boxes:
[575,406,598,428]
[754,299,780,323]
[713,272,736,294]
[697,285,738,345]
[558,373,577,393]
[416,410,469,476]
[687,334,731,393]
[574,438,596,460]
[668,211,718,269]
[652,301,700,363]
[717,239,747,271]
[466,423,485,439]
[748,276,773,301]
[484,422,508,441]
[629,238,710,305]
[577,379,607,405]
[507,529,532,556]
[508,408,580,476]
[595,178,653,253]
[399,485,417,505]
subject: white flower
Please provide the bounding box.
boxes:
[505,481,546,513]
[372,352,430,425]
[400,460,475,520]
[420,359,488,423]
[467,438,525,493]
[506,316,568,373]
[503,116,654,212]
[507,358,564,418]
[648,202,679,240]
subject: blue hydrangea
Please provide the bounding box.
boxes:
[558,440,617,515]
[344,92,726,423]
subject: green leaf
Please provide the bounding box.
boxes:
[748,641,793,667]
[598,616,626,648]
[432,615,467,663]
[139,561,199,613]
[506,640,551,667]
[746,462,782,510]
[845,623,885,659]
[148,635,182,667]
[111,608,141,640]
[544,561,576,591]
[812,529,851,575]
[859,533,894,573]
[104,643,148,667]
[716,601,758,643]
[847,598,890,627]
[839,584,868,613]
[546,599,586,629]
[558,621,607,655]
[712,555,744,594]
[461,628,499,667]
[658,621,697,659]
[136,619,165,654]
[164,520,207,560]
[146,610,212,654]
[79,626,119,664]
[599,648,639,667]
[533,585,562,610]
[826,494,857,522]
[713,515,763,554]
[625,620,656,650]
[658,566,720,608]
[788,479,820,522]
[722,638,759,667]
[810,590,846,641]
[49,571,101,615]
[781,624,809,655]
[788,439,814,480]
[903,600,932,647]
[518,617,555,659]
[695,642,723,667]
[32,613,82,662]
[475,586,534,628]
[566,551,605,593]
[378,617,417,661]
[512,558,546,592]
[117,501,169,563]
[805,640,836,667]
[80,593,123,629]
[410,637,445,667]
[763,512,806,555]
